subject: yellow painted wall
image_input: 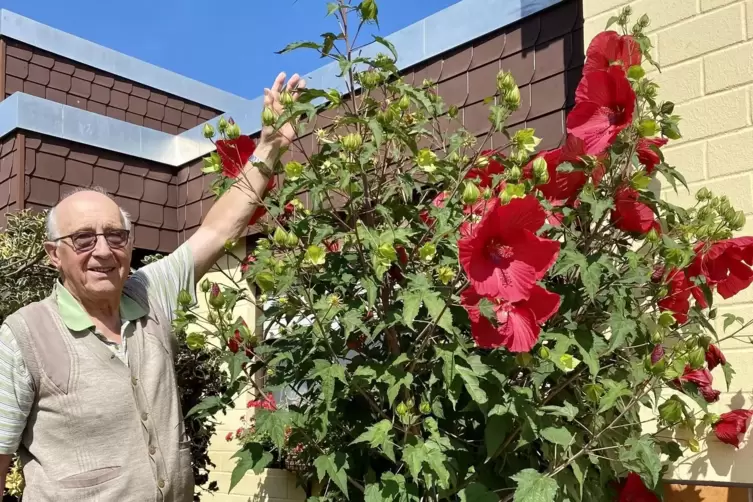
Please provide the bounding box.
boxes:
[584,0,753,487]
[197,244,305,502]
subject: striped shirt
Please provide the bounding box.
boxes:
[0,243,194,454]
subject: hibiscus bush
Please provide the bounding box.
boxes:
[184,3,753,501]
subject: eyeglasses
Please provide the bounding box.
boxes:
[54,229,130,252]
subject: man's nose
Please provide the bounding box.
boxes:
[91,234,115,257]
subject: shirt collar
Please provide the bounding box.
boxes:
[55,282,147,331]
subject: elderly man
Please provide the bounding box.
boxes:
[0,72,304,501]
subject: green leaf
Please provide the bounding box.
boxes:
[459,483,498,502]
[313,453,350,499]
[580,191,614,221]
[363,278,378,310]
[400,291,422,329]
[723,362,736,392]
[255,409,293,450]
[225,351,246,383]
[352,419,396,462]
[541,426,573,447]
[229,443,273,492]
[372,35,398,62]
[540,401,579,421]
[186,396,223,418]
[484,415,510,459]
[606,15,620,29]
[457,366,488,404]
[311,360,348,407]
[582,262,601,299]
[276,41,322,54]
[618,437,662,488]
[598,380,631,413]
[368,118,384,147]
[608,311,637,353]
[512,468,558,502]
[364,484,383,502]
[423,291,454,333]
[326,2,339,15]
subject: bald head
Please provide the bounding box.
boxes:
[46,187,131,241]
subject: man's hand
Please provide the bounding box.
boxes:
[254,72,306,162]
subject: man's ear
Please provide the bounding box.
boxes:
[44,241,62,270]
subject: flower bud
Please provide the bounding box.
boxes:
[688,437,700,453]
[185,332,206,351]
[538,346,550,359]
[285,232,299,248]
[651,344,665,365]
[496,71,516,93]
[704,413,721,426]
[645,227,660,244]
[730,210,746,231]
[377,243,397,263]
[273,227,288,247]
[360,0,378,21]
[304,245,327,266]
[226,123,241,139]
[448,105,459,119]
[507,166,522,182]
[699,335,713,350]
[178,289,193,307]
[504,86,521,109]
[209,284,225,309]
[419,401,431,415]
[200,278,211,293]
[627,65,645,80]
[419,243,436,262]
[650,331,664,344]
[280,90,294,107]
[462,181,481,205]
[342,132,363,152]
[637,119,657,137]
[285,161,304,181]
[217,117,229,133]
[261,107,277,127]
[688,347,706,369]
[658,312,676,328]
[361,71,382,89]
[202,123,215,139]
[437,266,455,285]
[396,402,408,416]
[532,157,549,185]
[659,396,684,424]
[661,102,675,115]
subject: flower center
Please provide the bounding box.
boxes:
[486,239,514,264]
[608,106,625,125]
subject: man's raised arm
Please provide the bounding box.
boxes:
[187,72,305,279]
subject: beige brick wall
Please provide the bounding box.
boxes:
[584,0,753,487]
[196,245,304,502]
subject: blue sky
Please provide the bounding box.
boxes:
[0,0,460,99]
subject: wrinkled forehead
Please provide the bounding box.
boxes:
[55,194,125,235]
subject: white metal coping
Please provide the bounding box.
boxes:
[0,0,564,166]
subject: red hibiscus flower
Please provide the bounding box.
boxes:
[458,196,560,302]
[688,238,753,300]
[527,134,588,213]
[706,344,727,371]
[611,186,659,235]
[615,472,659,502]
[460,197,495,238]
[658,269,694,324]
[248,393,277,410]
[714,410,753,448]
[460,284,560,352]
[583,31,642,76]
[651,344,664,364]
[465,150,505,189]
[216,136,257,179]
[240,255,256,274]
[420,191,449,227]
[567,66,636,155]
[636,137,668,174]
[225,432,234,442]
[324,239,341,253]
[676,366,720,403]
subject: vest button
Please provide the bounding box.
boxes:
[149,445,156,455]
[141,412,148,421]
[158,479,165,489]
[131,376,138,386]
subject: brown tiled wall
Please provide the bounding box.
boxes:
[0,135,17,229]
[2,40,221,134]
[21,133,180,251]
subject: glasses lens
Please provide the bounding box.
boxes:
[104,230,129,248]
[71,232,97,251]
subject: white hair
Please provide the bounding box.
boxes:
[46,186,132,241]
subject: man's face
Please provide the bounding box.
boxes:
[44,192,132,301]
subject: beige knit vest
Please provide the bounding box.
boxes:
[3,279,194,501]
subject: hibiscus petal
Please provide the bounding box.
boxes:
[509,230,561,281]
[499,304,541,352]
[495,195,547,237]
[524,285,561,323]
[566,102,617,155]
[715,410,753,448]
[216,136,257,179]
[718,259,753,299]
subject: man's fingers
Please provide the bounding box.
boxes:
[286,74,301,91]
[272,72,286,93]
[263,89,272,107]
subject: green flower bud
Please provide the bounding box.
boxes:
[304,245,327,266]
[200,278,211,293]
[185,332,206,351]
[261,107,277,127]
[637,119,657,137]
[255,272,275,293]
[377,243,397,263]
[507,166,522,182]
[438,266,455,285]
[699,335,713,350]
[650,331,664,344]
[285,232,299,249]
[360,0,378,21]
[217,117,229,133]
[396,402,408,416]
[273,227,288,247]
[627,65,645,80]
[202,123,215,139]
[532,157,549,185]
[285,161,304,181]
[658,312,676,328]
[208,284,225,309]
[730,210,746,231]
[538,346,550,359]
[416,149,438,173]
[704,413,721,426]
[177,289,193,307]
[227,123,241,139]
[504,85,521,109]
[280,90,294,107]
[419,242,436,262]
[646,227,660,243]
[462,181,481,205]
[342,132,363,152]
[661,102,675,115]
[482,187,493,200]
[419,401,431,415]
[448,105,459,119]
[688,347,706,369]
[496,70,515,93]
[398,94,411,110]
